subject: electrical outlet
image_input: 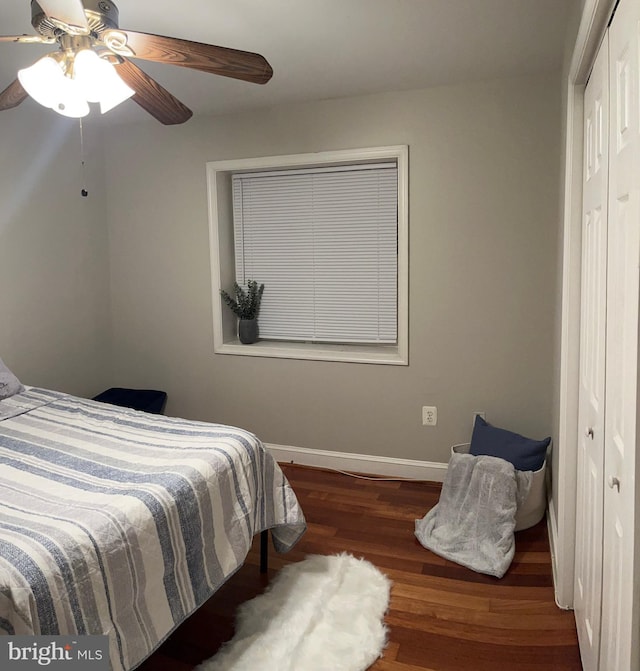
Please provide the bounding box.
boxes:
[473,411,486,426]
[422,406,437,426]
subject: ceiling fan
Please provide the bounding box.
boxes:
[0,0,273,124]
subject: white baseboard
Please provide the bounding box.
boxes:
[265,443,448,482]
[547,494,572,610]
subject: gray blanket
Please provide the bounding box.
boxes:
[415,453,532,578]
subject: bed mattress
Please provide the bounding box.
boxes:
[0,387,306,670]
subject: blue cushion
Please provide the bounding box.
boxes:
[92,388,167,415]
[469,416,550,472]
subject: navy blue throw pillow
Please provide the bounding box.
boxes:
[469,415,550,472]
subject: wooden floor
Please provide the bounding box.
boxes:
[139,463,582,671]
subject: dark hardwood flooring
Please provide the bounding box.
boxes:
[139,463,582,671]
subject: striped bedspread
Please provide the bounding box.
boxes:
[0,388,306,670]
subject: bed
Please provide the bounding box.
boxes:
[0,386,306,671]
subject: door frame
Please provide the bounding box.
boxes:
[553,0,616,608]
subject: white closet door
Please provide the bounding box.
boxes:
[574,31,609,671]
[600,0,640,667]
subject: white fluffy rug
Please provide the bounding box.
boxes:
[196,553,391,671]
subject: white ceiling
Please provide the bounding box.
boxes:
[0,0,575,125]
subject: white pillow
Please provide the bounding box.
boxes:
[0,357,24,400]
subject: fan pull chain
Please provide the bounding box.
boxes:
[79,118,88,198]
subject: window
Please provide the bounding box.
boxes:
[207,146,408,365]
[233,162,398,343]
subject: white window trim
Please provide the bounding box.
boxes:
[206,145,409,365]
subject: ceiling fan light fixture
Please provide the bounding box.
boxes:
[73,48,134,113]
[49,74,90,117]
[17,55,65,109]
[18,47,134,118]
[18,53,89,117]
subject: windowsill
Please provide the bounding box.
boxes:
[215,338,408,365]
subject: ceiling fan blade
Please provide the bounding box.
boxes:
[104,29,273,84]
[0,79,29,111]
[36,0,89,34]
[116,59,193,125]
[0,34,54,44]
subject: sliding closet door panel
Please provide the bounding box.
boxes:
[601,0,640,668]
[575,32,609,671]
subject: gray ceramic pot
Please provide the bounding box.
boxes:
[238,318,259,344]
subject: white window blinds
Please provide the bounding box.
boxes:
[232,162,398,344]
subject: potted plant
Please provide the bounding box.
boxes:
[220,279,265,344]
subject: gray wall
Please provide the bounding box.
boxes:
[0,106,112,397]
[104,72,561,464]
